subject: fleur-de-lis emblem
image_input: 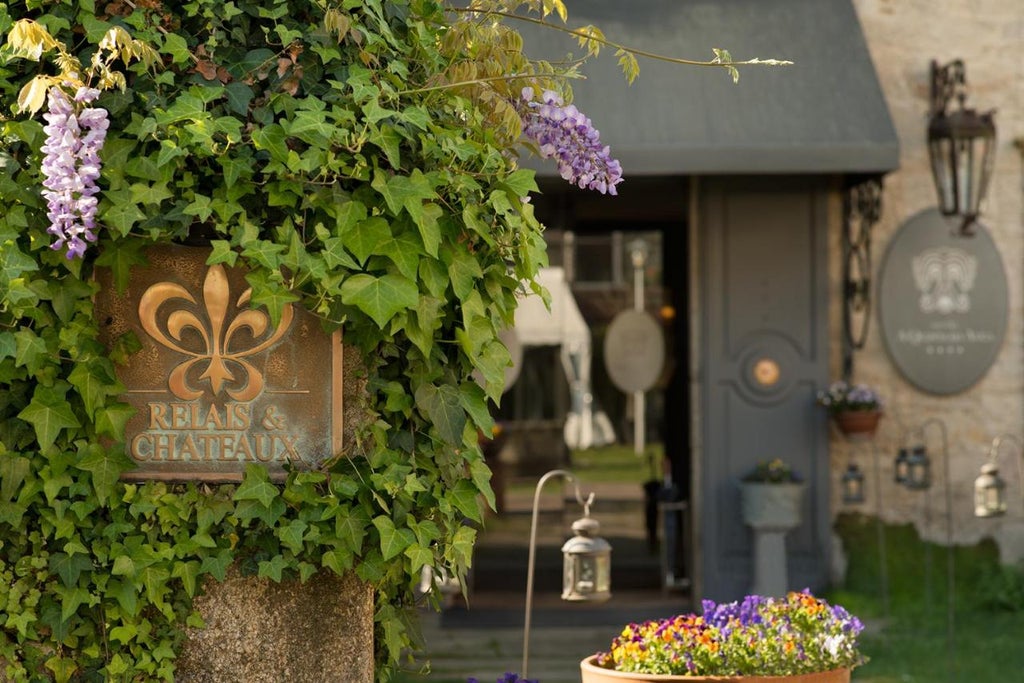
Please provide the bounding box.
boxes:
[138,264,294,401]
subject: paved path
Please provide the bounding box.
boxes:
[399,590,690,683]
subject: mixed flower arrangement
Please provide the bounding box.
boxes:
[816,381,884,416]
[596,590,866,677]
[742,458,801,484]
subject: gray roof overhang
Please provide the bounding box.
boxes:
[516,0,900,176]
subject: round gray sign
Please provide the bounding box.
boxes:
[603,310,665,393]
[878,209,1008,395]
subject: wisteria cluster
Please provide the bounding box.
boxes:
[597,590,866,676]
[516,86,623,195]
[816,380,884,416]
[40,85,109,259]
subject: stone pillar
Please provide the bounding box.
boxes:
[176,567,373,683]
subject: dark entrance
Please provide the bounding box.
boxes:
[527,176,693,593]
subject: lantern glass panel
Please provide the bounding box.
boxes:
[929,137,956,215]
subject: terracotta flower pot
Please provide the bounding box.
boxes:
[833,410,881,440]
[580,656,851,683]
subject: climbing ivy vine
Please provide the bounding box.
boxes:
[0,0,785,680]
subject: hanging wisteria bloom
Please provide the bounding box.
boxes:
[39,85,109,259]
[517,86,623,195]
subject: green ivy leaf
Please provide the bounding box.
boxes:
[106,578,139,617]
[95,403,136,440]
[334,505,369,553]
[233,464,279,508]
[94,240,147,293]
[172,560,201,597]
[18,386,81,451]
[257,555,288,582]
[76,444,134,503]
[278,519,308,553]
[442,243,484,301]
[403,543,432,575]
[0,454,30,501]
[207,240,239,267]
[377,230,423,281]
[414,383,465,446]
[44,654,79,683]
[322,546,353,575]
[140,565,172,618]
[200,549,234,582]
[340,273,419,329]
[99,191,148,239]
[68,362,112,419]
[372,516,414,561]
[13,330,47,374]
[49,552,93,588]
[449,480,483,524]
[500,169,538,197]
[342,216,391,265]
[251,123,289,162]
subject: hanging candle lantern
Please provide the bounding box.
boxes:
[894,447,911,485]
[561,514,612,602]
[841,463,866,505]
[905,445,931,490]
[974,462,1007,518]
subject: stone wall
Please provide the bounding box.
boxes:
[831,0,1024,562]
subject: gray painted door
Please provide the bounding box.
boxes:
[698,176,831,602]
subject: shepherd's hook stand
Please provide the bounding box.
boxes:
[521,469,597,679]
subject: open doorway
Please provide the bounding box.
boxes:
[475,177,693,599]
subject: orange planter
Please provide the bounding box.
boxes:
[579,656,851,683]
[833,410,881,440]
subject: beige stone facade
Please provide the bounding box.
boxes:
[832,1,1024,561]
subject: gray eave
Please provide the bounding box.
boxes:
[516,0,900,176]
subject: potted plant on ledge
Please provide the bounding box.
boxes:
[579,590,867,682]
[817,380,884,440]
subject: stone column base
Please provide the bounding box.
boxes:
[176,566,373,682]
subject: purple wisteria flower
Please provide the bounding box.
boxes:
[516,86,623,195]
[40,85,109,259]
[467,674,538,683]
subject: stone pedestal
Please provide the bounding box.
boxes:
[176,567,373,682]
[740,482,805,597]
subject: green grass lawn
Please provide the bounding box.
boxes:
[832,513,1024,682]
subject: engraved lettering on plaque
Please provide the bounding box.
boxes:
[95,245,342,482]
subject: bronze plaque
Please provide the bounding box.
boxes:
[94,244,342,482]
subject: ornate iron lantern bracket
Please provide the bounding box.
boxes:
[842,177,883,380]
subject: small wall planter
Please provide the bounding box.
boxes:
[833,410,881,440]
[580,656,851,683]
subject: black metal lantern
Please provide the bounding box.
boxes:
[841,463,866,505]
[561,514,612,602]
[894,447,911,485]
[927,59,997,236]
[974,462,1006,518]
[905,445,931,490]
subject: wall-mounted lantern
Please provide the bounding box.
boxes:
[841,463,866,505]
[927,59,997,236]
[974,434,1022,518]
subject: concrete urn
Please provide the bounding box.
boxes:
[740,482,806,531]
